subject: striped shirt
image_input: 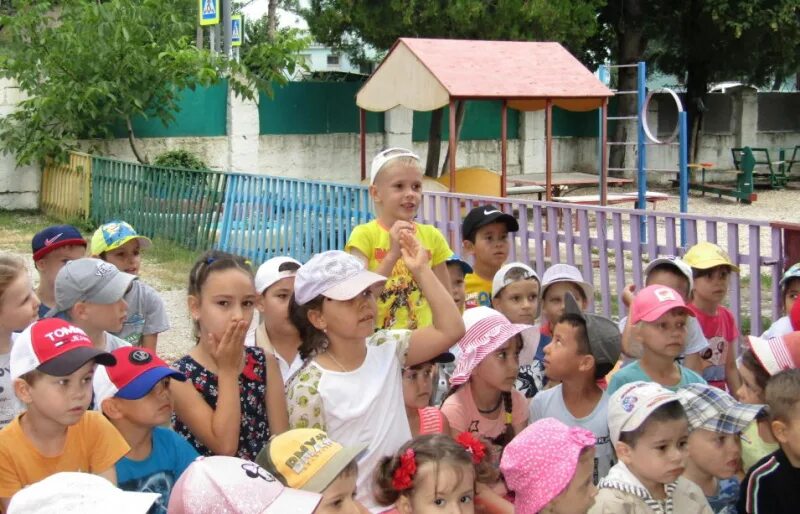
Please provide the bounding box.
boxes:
[738,449,800,513]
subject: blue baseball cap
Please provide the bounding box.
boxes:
[32,225,86,261]
[93,347,185,406]
[446,255,473,275]
[90,221,152,256]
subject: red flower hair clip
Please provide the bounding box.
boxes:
[456,431,486,464]
[392,448,417,491]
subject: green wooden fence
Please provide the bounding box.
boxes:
[90,156,228,250]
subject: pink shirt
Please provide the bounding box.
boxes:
[687,304,739,390]
[441,385,528,446]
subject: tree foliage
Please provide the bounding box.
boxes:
[0,0,305,165]
[297,0,605,66]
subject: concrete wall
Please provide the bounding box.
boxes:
[0,79,40,209]
[1,76,798,209]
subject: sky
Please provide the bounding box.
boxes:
[241,1,308,29]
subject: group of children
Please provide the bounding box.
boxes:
[0,146,799,513]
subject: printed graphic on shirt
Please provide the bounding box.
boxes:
[702,335,727,383]
[120,471,176,514]
[376,255,430,329]
[464,291,491,309]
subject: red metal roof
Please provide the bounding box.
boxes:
[399,38,611,99]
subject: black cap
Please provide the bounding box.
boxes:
[461,205,519,241]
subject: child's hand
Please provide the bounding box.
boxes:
[211,319,247,373]
[388,221,416,257]
[400,230,429,275]
[622,283,636,308]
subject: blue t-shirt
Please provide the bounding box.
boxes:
[37,303,50,319]
[607,360,706,396]
[116,427,199,514]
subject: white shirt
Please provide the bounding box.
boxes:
[761,316,793,338]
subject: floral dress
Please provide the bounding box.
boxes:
[171,346,269,461]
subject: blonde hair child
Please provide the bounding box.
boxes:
[0,255,39,428]
[346,148,453,330]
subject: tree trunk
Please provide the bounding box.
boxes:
[685,61,709,163]
[441,100,467,176]
[608,0,647,178]
[126,116,148,164]
[425,107,444,178]
[267,0,279,41]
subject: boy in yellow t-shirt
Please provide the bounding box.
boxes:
[461,205,519,309]
[346,148,452,329]
[0,318,129,508]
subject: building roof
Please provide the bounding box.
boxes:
[356,38,613,112]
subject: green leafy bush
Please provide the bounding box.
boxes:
[153,149,208,171]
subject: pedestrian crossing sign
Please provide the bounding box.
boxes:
[231,15,242,47]
[199,0,220,26]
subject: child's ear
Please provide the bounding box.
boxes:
[101,398,124,420]
[395,494,412,514]
[368,184,380,203]
[71,303,88,322]
[462,240,475,256]
[770,419,790,444]
[187,295,201,322]
[578,354,596,373]
[307,307,326,332]
[491,296,500,309]
[255,293,267,314]
[614,441,633,464]
[13,378,34,405]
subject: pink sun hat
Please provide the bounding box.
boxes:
[629,285,695,325]
[500,418,596,514]
[449,307,533,386]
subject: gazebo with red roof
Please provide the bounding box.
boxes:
[356,38,614,202]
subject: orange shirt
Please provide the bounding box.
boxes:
[0,411,129,497]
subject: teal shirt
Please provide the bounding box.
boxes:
[607,361,706,396]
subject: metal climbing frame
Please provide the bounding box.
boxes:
[597,61,690,245]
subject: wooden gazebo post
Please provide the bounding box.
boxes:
[501,100,508,197]
[359,108,367,181]
[449,99,457,192]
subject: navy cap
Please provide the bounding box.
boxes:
[461,205,519,241]
[32,225,86,261]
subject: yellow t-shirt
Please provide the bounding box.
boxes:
[346,220,452,329]
[741,420,779,472]
[464,272,493,309]
[0,411,130,497]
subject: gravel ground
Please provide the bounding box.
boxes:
[7,183,797,360]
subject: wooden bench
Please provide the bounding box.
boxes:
[553,191,671,208]
[507,184,546,200]
[731,147,787,189]
[689,147,758,204]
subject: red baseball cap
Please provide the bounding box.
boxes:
[10,318,116,380]
[629,285,695,325]
[93,347,185,407]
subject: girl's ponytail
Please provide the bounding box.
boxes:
[500,391,514,447]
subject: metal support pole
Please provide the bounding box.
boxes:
[222,0,232,57]
[679,111,688,246]
[501,100,508,197]
[601,99,609,205]
[637,61,647,243]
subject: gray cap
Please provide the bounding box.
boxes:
[45,258,137,318]
[563,292,621,368]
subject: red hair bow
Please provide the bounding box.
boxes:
[392,448,417,491]
[456,431,486,464]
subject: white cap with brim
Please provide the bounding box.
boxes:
[645,257,694,292]
[294,251,386,305]
[608,381,681,446]
[370,148,420,185]
[255,256,302,294]
[45,258,136,318]
[7,472,159,514]
[540,263,593,304]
